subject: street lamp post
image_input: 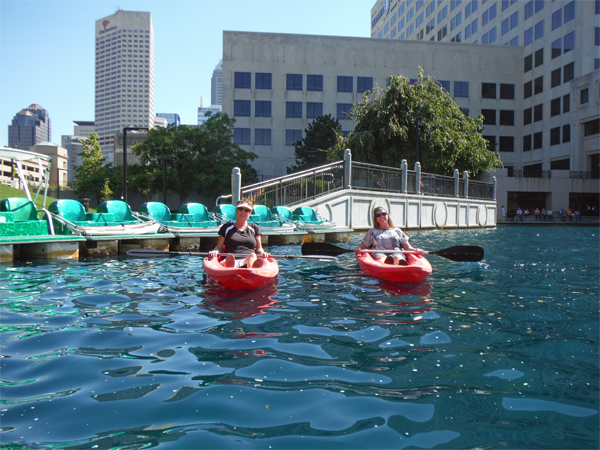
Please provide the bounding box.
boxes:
[123,127,148,203]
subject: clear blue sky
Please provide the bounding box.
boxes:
[0,0,374,146]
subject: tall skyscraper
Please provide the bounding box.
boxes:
[8,104,51,149]
[156,113,181,127]
[94,10,155,156]
[211,60,223,106]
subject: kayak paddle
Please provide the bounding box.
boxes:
[127,248,338,262]
[301,242,484,262]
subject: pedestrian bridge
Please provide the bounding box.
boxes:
[228,150,497,231]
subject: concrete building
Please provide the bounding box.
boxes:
[94,10,155,156]
[198,105,222,126]
[73,121,95,138]
[368,0,599,214]
[156,113,180,127]
[211,60,223,106]
[8,104,51,149]
[30,142,69,188]
[222,0,599,214]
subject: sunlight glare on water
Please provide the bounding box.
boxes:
[0,226,598,449]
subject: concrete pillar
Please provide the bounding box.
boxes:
[492,176,497,201]
[401,159,408,193]
[232,167,241,204]
[415,162,421,194]
[463,171,469,198]
[344,149,352,189]
[454,169,460,198]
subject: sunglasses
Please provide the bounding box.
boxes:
[237,207,252,213]
[375,211,388,218]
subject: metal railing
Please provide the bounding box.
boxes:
[468,180,494,199]
[420,173,455,197]
[350,162,404,192]
[241,161,345,208]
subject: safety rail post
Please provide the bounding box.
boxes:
[344,149,352,189]
[454,169,460,198]
[493,176,497,201]
[463,171,469,198]
[232,167,241,204]
[401,159,408,193]
[415,162,421,194]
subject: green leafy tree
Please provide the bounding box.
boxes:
[74,133,116,202]
[328,68,502,176]
[132,114,258,204]
[99,178,113,203]
[287,114,342,173]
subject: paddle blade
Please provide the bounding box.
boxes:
[431,245,484,262]
[301,242,353,257]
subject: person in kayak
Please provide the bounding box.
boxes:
[354,206,421,265]
[208,198,269,268]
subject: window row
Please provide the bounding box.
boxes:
[233,100,325,119]
[523,125,571,152]
[481,109,515,126]
[481,83,515,99]
[234,72,374,93]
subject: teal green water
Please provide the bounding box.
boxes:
[1,226,598,449]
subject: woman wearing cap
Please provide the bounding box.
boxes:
[208,198,269,268]
[354,206,420,265]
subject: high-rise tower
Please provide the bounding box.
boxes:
[8,104,51,149]
[211,60,223,106]
[94,10,154,155]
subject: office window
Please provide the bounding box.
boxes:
[524,107,532,125]
[552,9,561,30]
[482,109,496,125]
[427,18,436,34]
[524,81,532,99]
[533,131,543,149]
[307,74,324,91]
[550,158,570,170]
[563,124,571,142]
[306,102,323,119]
[535,20,544,41]
[552,39,561,58]
[581,88,589,104]
[563,94,570,113]
[482,10,489,26]
[454,81,469,97]
[500,110,515,126]
[524,27,533,46]
[510,36,519,45]
[427,0,436,17]
[550,127,561,145]
[337,76,353,92]
[286,129,302,146]
[502,18,509,35]
[482,83,496,99]
[534,48,543,67]
[551,98,561,116]
[337,103,353,120]
[500,84,515,99]
[233,128,250,145]
[437,80,451,92]
[523,135,532,151]
[563,62,574,83]
[357,77,374,93]
[500,136,514,152]
[525,1,534,20]
[564,31,575,53]
[489,26,497,43]
[255,128,271,145]
[286,101,302,118]
[438,5,448,22]
[524,54,533,72]
[551,68,561,88]
[255,72,272,90]
[534,76,543,95]
[460,107,470,116]
[534,104,543,122]
[438,24,448,40]
[234,72,251,89]
[535,0,544,12]
[564,1,575,23]
[234,99,251,117]
[255,100,272,117]
[286,73,303,90]
[483,135,496,151]
[465,22,472,39]
[596,27,600,46]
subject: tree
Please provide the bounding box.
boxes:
[287,114,342,173]
[328,68,502,176]
[74,133,116,203]
[132,113,259,204]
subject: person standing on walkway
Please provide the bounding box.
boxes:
[534,208,541,221]
[500,206,506,222]
[516,207,523,221]
[547,209,553,221]
[542,208,547,221]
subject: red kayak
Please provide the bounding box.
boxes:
[202,256,279,290]
[356,252,432,283]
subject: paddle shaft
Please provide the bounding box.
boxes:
[127,248,337,261]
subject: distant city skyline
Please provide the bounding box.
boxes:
[0,0,372,147]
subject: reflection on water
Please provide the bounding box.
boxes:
[0,227,598,449]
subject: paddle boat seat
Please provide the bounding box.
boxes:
[97,200,138,224]
[49,199,116,226]
[270,206,296,226]
[178,203,218,227]
[138,202,193,227]
[292,206,327,225]
[0,197,49,237]
[248,204,279,227]
[212,204,238,224]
